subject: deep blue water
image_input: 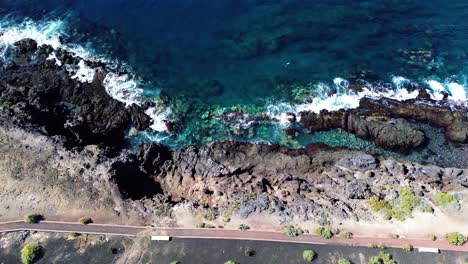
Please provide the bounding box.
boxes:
[0,0,467,165]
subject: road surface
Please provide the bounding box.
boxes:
[1,220,467,252]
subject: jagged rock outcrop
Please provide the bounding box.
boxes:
[300,110,425,151]
[299,95,468,151]
[0,39,150,148]
[359,97,468,143]
[114,141,467,224]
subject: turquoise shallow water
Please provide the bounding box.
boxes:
[0,0,467,164]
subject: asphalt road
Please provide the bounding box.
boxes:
[1,220,467,252]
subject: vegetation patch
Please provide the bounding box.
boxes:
[221,211,231,223]
[338,258,351,264]
[282,225,303,237]
[244,248,255,256]
[79,217,93,225]
[154,203,173,218]
[402,244,413,252]
[302,250,316,262]
[314,226,333,239]
[197,223,215,228]
[20,243,43,264]
[368,187,421,221]
[446,232,466,245]
[24,214,44,224]
[368,251,397,264]
[434,192,459,206]
[239,224,250,231]
[340,231,352,239]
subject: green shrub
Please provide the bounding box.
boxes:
[402,244,413,252]
[203,209,217,221]
[282,225,303,237]
[20,244,42,264]
[340,231,352,239]
[221,212,231,223]
[368,251,396,264]
[224,261,236,264]
[434,192,459,206]
[446,232,466,245]
[79,217,93,225]
[388,233,399,239]
[197,223,215,228]
[239,224,250,231]
[421,206,434,213]
[302,250,316,261]
[367,243,378,249]
[338,258,351,264]
[314,226,333,239]
[154,203,173,218]
[24,214,43,224]
[368,196,390,212]
[426,234,436,241]
[244,248,255,256]
[398,187,419,215]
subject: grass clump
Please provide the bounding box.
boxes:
[221,211,231,223]
[402,244,413,252]
[24,214,44,224]
[79,217,93,225]
[426,234,437,241]
[282,225,303,237]
[398,187,419,215]
[197,223,215,228]
[446,232,466,246]
[368,196,390,212]
[314,226,333,239]
[224,261,237,264]
[368,187,421,221]
[20,243,42,264]
[421,206,434,213]
[302,250,316,261]
[244,248,255,256]
[368,251,396,264]
[340,231,352,239]
[338,258,351,264]
[239,224,250,231]
[154,203,173,218]
[388,233,399,239]
[434,192,459,206]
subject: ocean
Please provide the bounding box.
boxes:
[0,0,467,163]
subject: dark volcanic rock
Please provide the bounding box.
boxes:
[359,97,468,143]
[111,141,468,223]
[300,110,425,151]
[0,39,150,148]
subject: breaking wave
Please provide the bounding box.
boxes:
[265,76,467,125]
[0,18,171,133]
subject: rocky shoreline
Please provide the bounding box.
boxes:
[0,39,467,229]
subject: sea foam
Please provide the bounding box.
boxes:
[0,18,171,132]
[266,76,467,124]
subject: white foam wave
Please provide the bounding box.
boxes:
[0,18,171,132]
[67,60,95,83]
[266,103,296,125]
[102,73,144,106]
[145,107,173,132]
[425,79,468,103]
[265,77,467,124]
